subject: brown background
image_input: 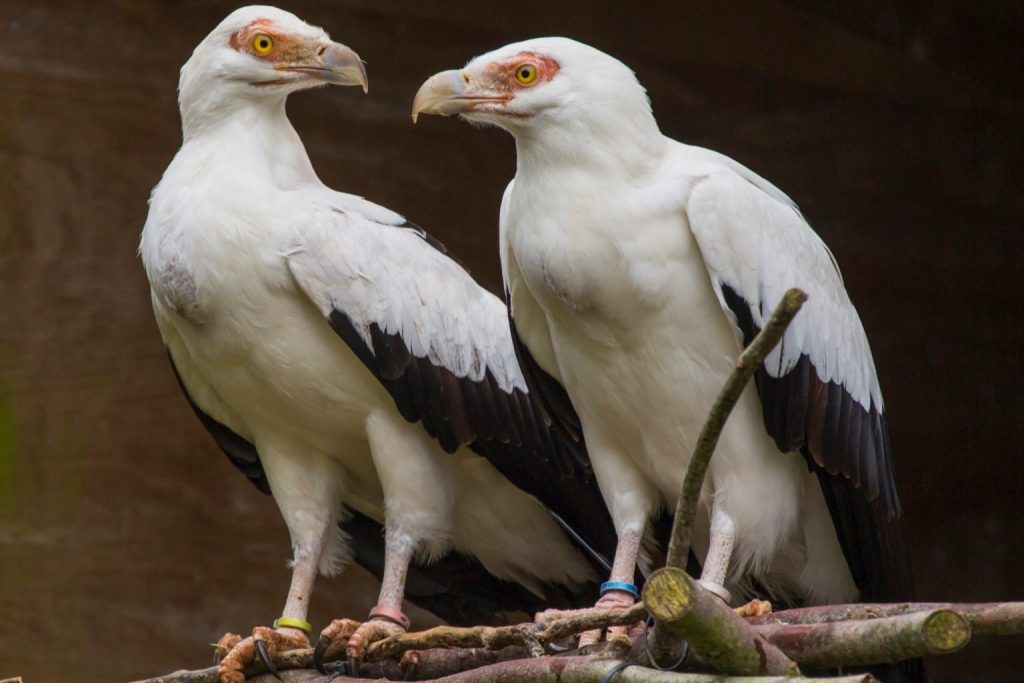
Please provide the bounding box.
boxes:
[0,1,1021,680]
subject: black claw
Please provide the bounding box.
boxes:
[255,638,281,681]
[313,635,332,674]
[348,654,361,679]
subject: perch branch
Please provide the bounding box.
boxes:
[138,598,1024,682]
[644,567,797,675]
[757,608,970,667]
[138,653,870,683]
[649,289,806,672]
[134,646,526,683]
[665,287,808,568]
[390,657,869,683]
[746,601,1024,636]
[366,602,649,661]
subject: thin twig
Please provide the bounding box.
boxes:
[665,288,808,568]
[366,602,648,661]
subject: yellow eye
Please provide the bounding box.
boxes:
[515,63,538,85]
[252,33,274,54]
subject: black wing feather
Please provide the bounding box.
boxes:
[720,285,912,602]
[169,354,270,495]
[325,306,618,575]
[315,227,618,575]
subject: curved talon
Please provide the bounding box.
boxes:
[313,634,332,674]
[347,654,360,678]
[254,638,281,681]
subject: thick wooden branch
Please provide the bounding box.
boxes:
[139,653,871,683]
[747,601,1024,636]
[404,657,868,683]
[134,646,527,683]
[138,598,1024,682]
[644,567,797,675]
[757,609,970,667]
[665,287,807,569]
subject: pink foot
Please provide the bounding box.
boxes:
[578,590,637,647]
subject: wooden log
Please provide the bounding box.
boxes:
[411,657,869,683]
[138,654,872,683]
[747,601,1024,637]
[134,645,528,683]
[643,567,797,675]
[757,608,970,668]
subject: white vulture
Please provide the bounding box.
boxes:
[140,13,619,682]
[413,37,916,659]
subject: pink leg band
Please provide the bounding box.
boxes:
[368,605,411,630]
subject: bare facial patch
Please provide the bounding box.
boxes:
[229,19,311,63]
[484,51,560,92]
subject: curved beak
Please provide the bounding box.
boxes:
[281,42,368,92]
[411,69,508,122]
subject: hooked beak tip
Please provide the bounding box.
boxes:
[411,69,469,122]
[322,42,368,91]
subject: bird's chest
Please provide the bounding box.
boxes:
[148,210,292,331]
[509,216,618,315]
[506,190,698,332]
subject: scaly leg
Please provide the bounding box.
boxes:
[699,505,772,616]
[314,529,414,672]
[699,503,735,603]
[217,524,329,683]
[577,526,643,647]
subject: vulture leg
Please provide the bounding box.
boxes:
[577,526,644,647]
[314,530,414,672]
[215,543,323,683]
[347,532,413,665]
[217,465,334,683]
[698,503,735,603]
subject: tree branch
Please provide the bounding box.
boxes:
[647,289,807,673]
[366,602,649,661]
[137,598,1024,682]
[391,657,869,683]
[643,567,797,675]
[138,654,873,683]
[665,287,808,569]
[133,646,528,683]
[746,601,1024,637]
[757,608,970,667]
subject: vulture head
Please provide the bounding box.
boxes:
[412,37,653,136]
[179,5,366,133]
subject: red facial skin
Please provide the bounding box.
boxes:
[229,19,319,64]
[483,51,561,93]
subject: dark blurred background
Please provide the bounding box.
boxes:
[0,1,1021,680]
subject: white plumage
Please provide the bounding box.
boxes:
[414,36,911,622]
[141,12,605,680]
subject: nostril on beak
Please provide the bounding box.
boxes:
[317,45,327,57]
